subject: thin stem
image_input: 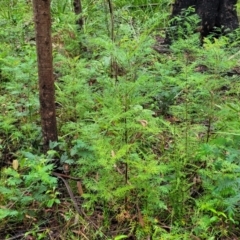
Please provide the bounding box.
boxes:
[106,0,118,82]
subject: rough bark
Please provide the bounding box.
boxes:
[73,0,84,29]
[166,0,239,43]
[33,0,58,151]
[197,0,239,38]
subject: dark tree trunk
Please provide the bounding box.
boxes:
[171,0,196,16]
[197,0,239,38]
[73,0,84,29]
[166,0,239,43]
[33,0,58,151]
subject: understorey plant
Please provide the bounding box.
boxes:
[0,152,59,234]
[56,11,173,236]
[159,29,240,238]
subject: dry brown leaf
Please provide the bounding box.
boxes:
[138,120,148,127]
[63,163,70,174]
[137,208,144,227]
[12,160,19,170]
[25,214,37,221]
[77,181,84,195]
[111,150,116,157]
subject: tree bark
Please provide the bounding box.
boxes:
[33,0,58,151]
[166,0,239,43]
[73,0,84,29]
[197,0,239,38]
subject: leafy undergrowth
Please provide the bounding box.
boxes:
[1,0,240,239]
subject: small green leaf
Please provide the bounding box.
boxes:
[114,235,128,240]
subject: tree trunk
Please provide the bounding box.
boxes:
[166,0,239,43]
[73,0,84,29]
[33,0,58,151]
[171,0,196,16]
[197,0,239,38]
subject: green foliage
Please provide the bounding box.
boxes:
[167,7,201,42]
[0,153,59,222]
[1,0,240,239]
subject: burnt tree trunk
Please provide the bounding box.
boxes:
[33,0,58,151]
[73,0,84,29]
[171,0,196,16]
[166,0,239,43]
[197,0,239,38]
